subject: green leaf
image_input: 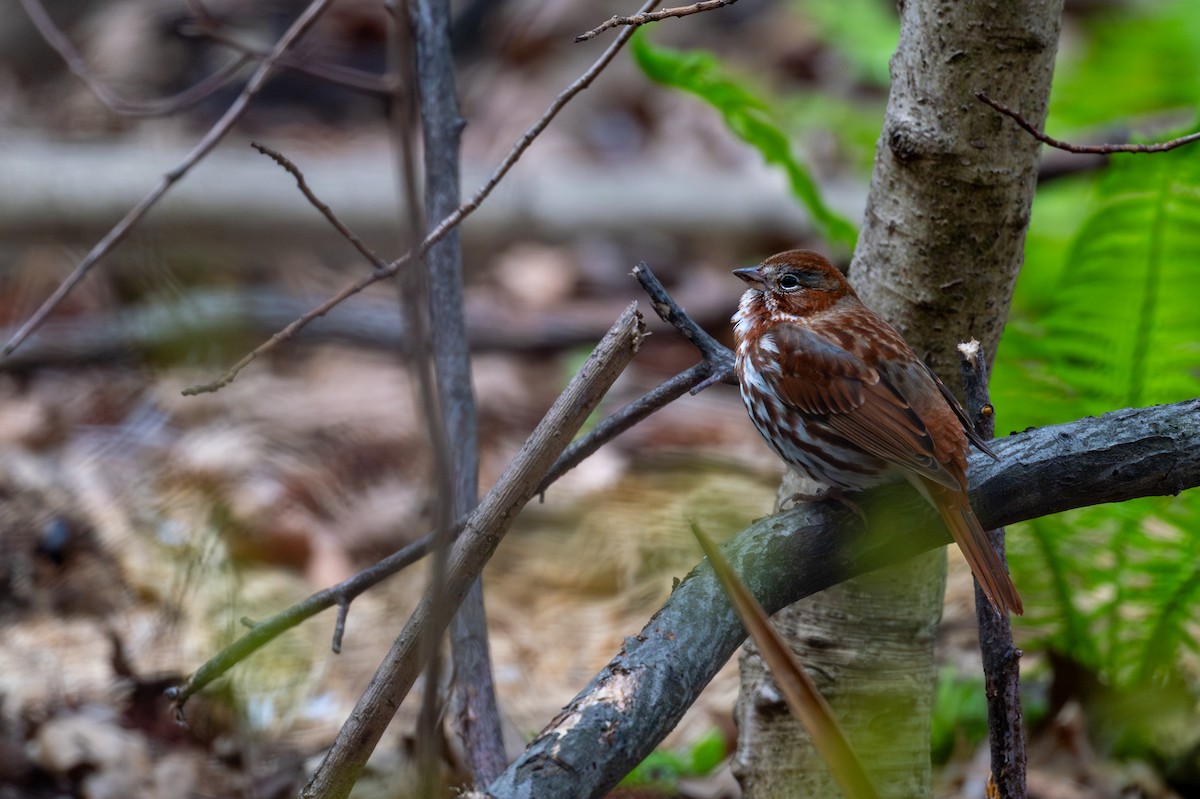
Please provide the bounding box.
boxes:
[999,143,1200,427]
[930,671,988,764]
[797,0,898,87]
[688,729,726,775]
[619,728,727,790]
[631,30,858,249]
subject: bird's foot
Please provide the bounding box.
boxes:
[783,487,868,525]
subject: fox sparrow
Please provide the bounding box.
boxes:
[732,249,1022,615]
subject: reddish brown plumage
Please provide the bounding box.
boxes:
[732,250,1022,615]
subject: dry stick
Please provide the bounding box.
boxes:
[165,534,434,712]
[3,0,337,358]
[18,0,252,116]
[405,0,506,784]
[631,261,735,391]
[170,352,714,710]
[180,0,663,396]
[251,143,390,270]
[576,0,739,42]
[959,341,1027,799]
[300,304,646,799]
[976,91,1200,154]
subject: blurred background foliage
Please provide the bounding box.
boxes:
[634,0,1200,781]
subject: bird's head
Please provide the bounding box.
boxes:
[733,250,855,319]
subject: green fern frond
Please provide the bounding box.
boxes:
[995,142,1200,689]
[1049,0,1200,129]
[630,30,858,249]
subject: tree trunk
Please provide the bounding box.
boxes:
[733,1,1063,796]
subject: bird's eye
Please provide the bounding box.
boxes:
[778,273,802,290]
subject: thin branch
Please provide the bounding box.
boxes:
[18,0,252,116]
[576,0,739,42]
[976,91,1200,154]
[3,0,337,358]
[959,340,1026,799]
[183,19,395,96]
[483,397,1200,799]
[381,3,451,787]
[301,304,646,799]
[631,261,735,392]
[540,361,712,491]
[250,142,389,269]
[167,534,434,709]
[407,0,506,782]
[180,0,664,396]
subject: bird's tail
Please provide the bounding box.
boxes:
[926,481,1023,616]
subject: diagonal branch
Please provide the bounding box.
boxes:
[482,397,1200,799]
[301,303,645,799]
[169,359,713,712]
[631,261,735,392]
[251,142,389,269]
[3,0,337,358]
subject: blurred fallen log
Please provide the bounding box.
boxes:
[0,137,866,253]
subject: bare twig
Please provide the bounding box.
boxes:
[301,304,645,799]
[631,261,736,392]
[3,0,337,358]
[167,533,434,709]
[18,0,252,116]
[184,19,394,95]
[251,142,389,269]
[180,0,663,396]
[576,0,738,42]
[976,91,1200,154]
[959,340,1026,799]
[540,361,713,491]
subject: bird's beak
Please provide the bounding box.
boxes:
[732,266,765,287]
